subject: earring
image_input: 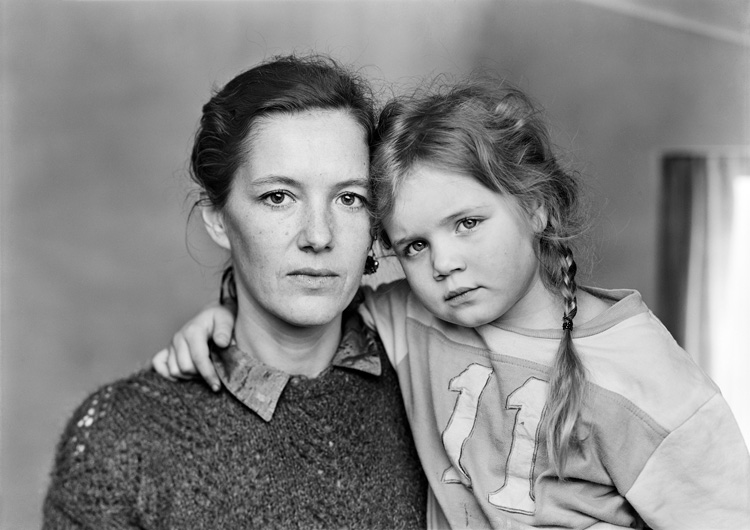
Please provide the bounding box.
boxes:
[364,253,379,275]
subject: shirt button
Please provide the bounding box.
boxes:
[290,377,300,386]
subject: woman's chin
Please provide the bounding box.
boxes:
[271,300,349,329]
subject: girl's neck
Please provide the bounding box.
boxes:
[232,298,343,378]
[492,284,613,331]
[492,279,562,330]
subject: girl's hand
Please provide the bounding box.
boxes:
[151,301,236,391]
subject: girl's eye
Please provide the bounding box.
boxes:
[457,218,481,232]
[338,193,366,208]
[261,191,292,206]
[404,240,427,257]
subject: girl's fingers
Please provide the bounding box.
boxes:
[167,337,193,380]
[182,327,221,391]
[211,304,236,348]
[195,349,221,392]
[174,334,199,376]
[152,348,176,381]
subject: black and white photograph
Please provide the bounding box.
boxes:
[2,1,749,529]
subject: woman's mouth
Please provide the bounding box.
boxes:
[287,269,339,289]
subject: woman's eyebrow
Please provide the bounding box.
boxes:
[249,175,300,187]
[335,177,369,189]
[248,176,369,189]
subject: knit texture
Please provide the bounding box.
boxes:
[43,346,427,529]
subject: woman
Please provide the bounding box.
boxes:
[42,54,427,529]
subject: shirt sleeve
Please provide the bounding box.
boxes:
[625,393,750,530]
[358,280,412,368]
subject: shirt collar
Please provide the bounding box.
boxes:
[210,310,382,422]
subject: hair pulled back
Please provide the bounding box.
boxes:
[372,78,589,475]
[191,54,375,210]
[189,54,376,302]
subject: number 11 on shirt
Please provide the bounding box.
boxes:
[441,364,548,515]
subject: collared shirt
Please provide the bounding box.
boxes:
[210,311,382,422]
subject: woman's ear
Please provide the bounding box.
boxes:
[202,206,231,251]
[531,203,549,234]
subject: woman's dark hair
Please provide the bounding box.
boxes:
[192,54,375,210]
[371,78,590,476]
[189,54,376,303]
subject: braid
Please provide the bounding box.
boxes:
[560,247,578,328]
[545,243,586,476]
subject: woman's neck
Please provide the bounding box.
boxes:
[232,299,343,378]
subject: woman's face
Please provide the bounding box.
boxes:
[206,110,372,328]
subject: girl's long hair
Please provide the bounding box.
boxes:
[371,77,590,475]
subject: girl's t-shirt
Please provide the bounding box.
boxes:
[360,280,750,530]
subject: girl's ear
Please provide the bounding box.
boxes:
[202,206,232,251]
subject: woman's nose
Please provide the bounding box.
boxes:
[298,205,334,252]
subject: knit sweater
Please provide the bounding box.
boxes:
[43,324,427,529]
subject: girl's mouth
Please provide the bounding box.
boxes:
[445,287,478,302]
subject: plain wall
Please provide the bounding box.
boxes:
[2,1,748,528]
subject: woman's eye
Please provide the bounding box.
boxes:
[458,218,480,231]
[261,191,291,206]
[338,193,365,208]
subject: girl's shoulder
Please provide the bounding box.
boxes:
[576,288,719,431]
[576,286,647,332]
[358,279,417,327]
[575,288,615,324]
[360,278,412,303]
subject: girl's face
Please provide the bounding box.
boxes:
[204,110,372,329]
[384,164,555,329]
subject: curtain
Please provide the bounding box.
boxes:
[658,152,750,443]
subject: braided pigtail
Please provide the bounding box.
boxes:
[545,244,586,476]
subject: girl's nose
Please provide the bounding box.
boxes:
[432,243,465,280]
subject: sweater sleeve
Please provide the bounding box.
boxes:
[358,280,412,369]
[42,383,144,530]
[625,393,750,530]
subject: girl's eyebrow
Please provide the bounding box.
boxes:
[390,206,482,248]
[390,234,413,250]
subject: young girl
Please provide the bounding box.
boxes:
[154,79,750,529]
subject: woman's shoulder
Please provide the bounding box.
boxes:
[71,369,196,412]
[44,370,218,526]
[54,370,212,451]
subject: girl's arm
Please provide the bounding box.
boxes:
[625,392,750,529]
[151,301,235,391]
[152,281,407,387]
